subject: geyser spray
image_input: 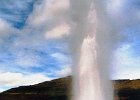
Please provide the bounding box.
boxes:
[69,0,113,100]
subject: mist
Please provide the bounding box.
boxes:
[68,0,114,100]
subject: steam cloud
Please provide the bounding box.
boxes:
[69,0,114,100]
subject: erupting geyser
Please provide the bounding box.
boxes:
[69,0,113,100]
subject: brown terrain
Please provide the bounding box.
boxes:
[0,76,140,100]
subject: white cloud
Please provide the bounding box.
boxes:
[0,19,11,32]
[0,72,51,87]
[112,44,140,79]
[51,52,70,63]
[107,0,140,30]
[107,0,125,14]
[0,18,18,47]
[14,52,41,68]
[0,72,22,85]
[27,0,70,27]
[0,18,16,36]
[45,22,70,39]
[0,88,5,92]
[56,66,71,77]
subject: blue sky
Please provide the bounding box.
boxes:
[0,0,140,92]
[0,0,71,92]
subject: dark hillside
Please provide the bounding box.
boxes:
[1,77,140,100]
[114,79,140,100]
[0,76,72,100]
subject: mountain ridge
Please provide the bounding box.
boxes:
[1,76,140,100]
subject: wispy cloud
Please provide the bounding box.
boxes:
[55,66,71,77]
[0,0,36,28]
[112,44,140,79]
[27,0,70,27]
[0,72,51,87]
[0,0,71,92]
[108,0,140,30]
[14,52,41,68]
[45,22,70,39]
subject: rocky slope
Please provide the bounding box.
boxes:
[0,76,140,100]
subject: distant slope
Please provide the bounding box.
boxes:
[114,79,140,90]
[1,77,140,100]
[0,76,72,100]
[114,79,140,100]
